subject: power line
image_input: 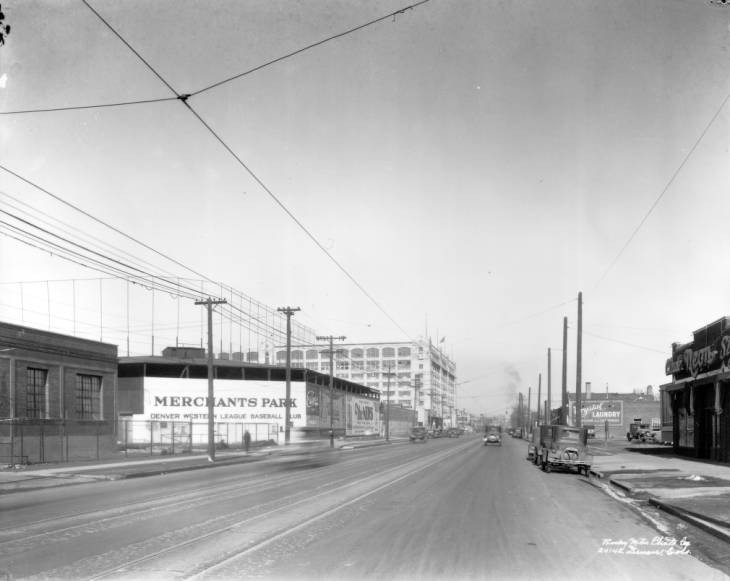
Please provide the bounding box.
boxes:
[0,163,218,287]
[80,1,418,344]
[0,2,430,116]
[583,330,666,354]
[500,297,577,328]
[191,0,432,97]
[592,90,730,291]
[0,213,202,300]
[0,97,177,116]
[0,190,179,281]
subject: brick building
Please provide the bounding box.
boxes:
[0,322,118,463]
[661,316,730,461]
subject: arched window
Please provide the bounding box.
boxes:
[382,347,395,358]
[306,349,319,360]
[366,348,379,358]
[291,350,303,360]
[398,347,411,357]
[351,348,364,358]
[276,350,286,362]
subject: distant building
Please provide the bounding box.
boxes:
[0,321,118,463]
[269,338,457,429]
[117,351,382,446]
[568,392,660,440]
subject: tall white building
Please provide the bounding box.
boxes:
[271,338,457,429]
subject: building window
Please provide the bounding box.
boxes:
[276,350,286,362]
[76,374,101,420]
[26,368,47,419]
[291,350,303,360]
[306,349,318,360]
[366,348,379,358]
[383,347,395,358]
[398,347,411,357]
[351,348,363,359]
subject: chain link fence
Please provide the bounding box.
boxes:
[117,419,280,457]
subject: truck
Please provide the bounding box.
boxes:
[626,418,652,441]
[537,424,592,475]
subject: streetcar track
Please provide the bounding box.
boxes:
[78,441,473,581]
[0,445,421,553]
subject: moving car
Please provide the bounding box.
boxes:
[483,425,502,446]
[271,427,339,468]
[409,426,427,443]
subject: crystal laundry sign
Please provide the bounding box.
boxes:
[579,400,623,425]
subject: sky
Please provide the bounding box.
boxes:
[0,0,728,418]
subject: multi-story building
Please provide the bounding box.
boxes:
[271,338,457,429]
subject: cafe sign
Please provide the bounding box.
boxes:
[665,334,730,379]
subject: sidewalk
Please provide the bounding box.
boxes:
[0,438,394,494]
[589,441,730,542]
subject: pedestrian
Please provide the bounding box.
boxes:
[243,429,251,453]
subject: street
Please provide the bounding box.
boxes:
[0,436,726,580]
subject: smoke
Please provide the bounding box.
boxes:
[503,363,522,396]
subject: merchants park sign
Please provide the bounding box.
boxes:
[579,400,623,425]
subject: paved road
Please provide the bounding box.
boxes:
[0,436,726,580]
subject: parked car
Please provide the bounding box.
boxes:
[537,425,592,475]
[445,428,461,438]
[409,426,427,443]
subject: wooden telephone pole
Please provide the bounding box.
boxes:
[575,292,583,428]
[561,316,568,425]
[316,334,346,447]
[277,306,300,444]
[195,297,227,462]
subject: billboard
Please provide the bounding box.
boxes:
[140,377,307,426]
[348,396,378,435]
[579,400,623,425]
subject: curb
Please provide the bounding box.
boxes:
[0,453,266,494]
[648,498,730,544]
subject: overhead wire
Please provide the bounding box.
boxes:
[80,0,424,344]
[0,190,180,281]
[0,163,220,290]
[0,97,177,116]
[0,213,202,299]
[0,2,430,115]
[190,0,431,97]
[592,90,730,292]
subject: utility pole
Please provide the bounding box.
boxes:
[195,297,227,462]
[316,334,346,447]
[527,386,532,432]
[575,291,583,428]
[547,348,552,424]
[383,363,395,441]
[277,306,300,444]
[536,373,542,425]
[561,316,568,426]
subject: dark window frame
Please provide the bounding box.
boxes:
[26,367,47,419]
[76,374,102,420]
